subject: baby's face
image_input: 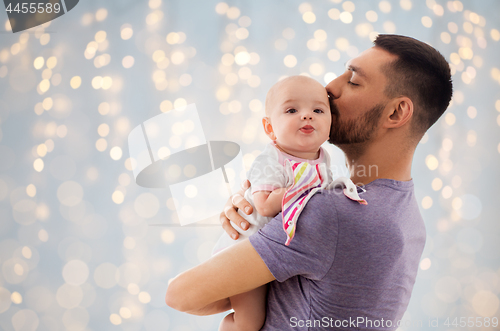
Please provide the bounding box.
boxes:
[265,77,331,156]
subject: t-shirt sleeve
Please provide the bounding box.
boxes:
[247,150,287,194]
[249,192,339,281]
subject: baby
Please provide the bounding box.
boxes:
[213,75,366,331]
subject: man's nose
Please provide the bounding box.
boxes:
[325,75,342,99]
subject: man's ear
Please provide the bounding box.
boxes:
[385,97,413,129]
[262,117,276,140]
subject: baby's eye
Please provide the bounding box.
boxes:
[313,109,324,113]
[286,108,297,113]
[348,81,359,86]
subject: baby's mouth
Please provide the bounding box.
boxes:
[300,125,314,133]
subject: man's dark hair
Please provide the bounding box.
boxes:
[374,34,453,137]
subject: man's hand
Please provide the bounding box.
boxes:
[219,179,253,240]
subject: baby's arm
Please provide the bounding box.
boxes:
[252,187,288,217]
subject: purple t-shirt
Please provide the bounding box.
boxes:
[249,178,426,330]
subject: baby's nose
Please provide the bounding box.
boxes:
[302,114,312,120]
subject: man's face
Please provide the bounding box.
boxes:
[326,47,396,146]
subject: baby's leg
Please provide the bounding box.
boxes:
[218,285,267,331]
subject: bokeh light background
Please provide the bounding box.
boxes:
[0,0,499,330]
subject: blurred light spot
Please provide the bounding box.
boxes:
[307,39,320,51]
[335,38,349,51]
[421,196,433,209]
[120,307,132,319]
[98,124,110,137]
[159,100,172,113]
[95,8,108,21]
[96,138,107,152]
[166,32,180,44]
[302,11,316,24]
[324,72,337,84]
[171,51,185,65]
[138,291,151,303]
[421,16,432,28]
[441,186,453,199]
[457,194,482,220]
[56,284,82,309]
[226,6,240,20]
[472,291,499,317]
[379,1,391,13]
[282,27,295,39]
[26,184,36,198]
[383,21,396,33]
[467,106,477,118]
[283,55,297,68]
[70,76,81,89]
[127,283,140,295]
[328,8,340,20]
[33,57,44,70]
[442,138,453,151]
[365,10,377,22]
[339,12,353,24]
[38,229,48,242]
[445,113,456,125]
[63,260,89,286]
[327,49,341,62]
[40,34,50,45]
[134,193,159,218]
[110,314,122,325]
[33,158,44,172]
[467,130,476,146]
[425,155,438,170]
[431,178,442,191]
[215,2,229,14]
[448,22,458,33]
[400,0,412,10]
[216,87,230,101]
[11,291,22,304]
[123,237,135,249]
[121,24,133,40]
[122,56,134,68]
[184,185,197,198]
[95,31,107,43]
[491,28,500,41]
[314,29,327,41]
[161,230,175,244]
[235,51,250,65]
[57,181,84,207]
[309,63,324,76]
[110,147,122,161]
[420,258,431,270]
[157,146,170,160]
[112,191,124,204]
[37,144,48,157]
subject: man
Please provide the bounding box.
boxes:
[165,34,453,330]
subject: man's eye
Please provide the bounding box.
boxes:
[286,109,297,113]
[313,109,324,113]
[348,81,359,86]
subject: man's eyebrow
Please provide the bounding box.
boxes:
[344,63,367,78]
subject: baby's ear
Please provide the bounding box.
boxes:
[262,117,276,140]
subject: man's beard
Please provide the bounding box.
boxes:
[328,100,385,145]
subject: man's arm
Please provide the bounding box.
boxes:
[165,239,275,314]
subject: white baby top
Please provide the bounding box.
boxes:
[212,142,333,254]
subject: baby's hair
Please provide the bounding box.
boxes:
[264,75,324,117]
